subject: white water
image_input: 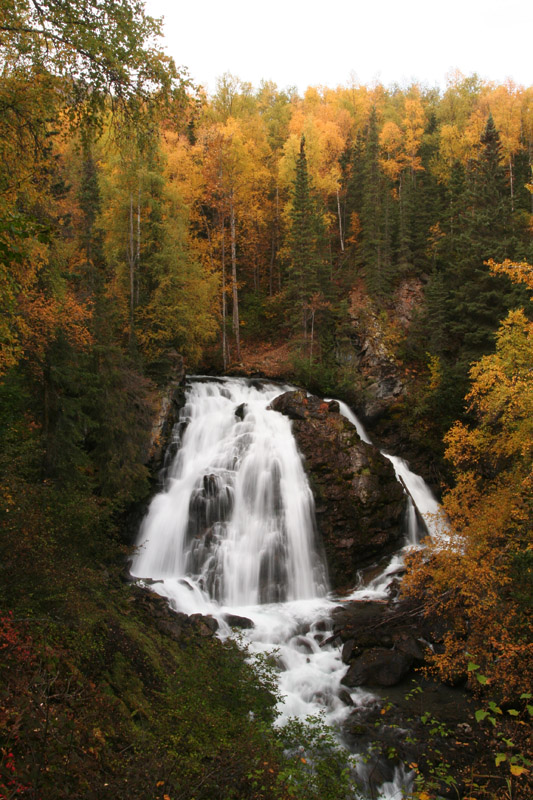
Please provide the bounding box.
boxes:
[133,379,327,604]
[334,400,449,553]
[132,377,446,799]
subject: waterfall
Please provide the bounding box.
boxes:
[132,377,447,800]
[132,378,327,606]
[334,399,448,544]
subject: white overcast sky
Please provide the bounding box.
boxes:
[144,0,532,95]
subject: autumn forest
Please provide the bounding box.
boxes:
[0,1,532,799]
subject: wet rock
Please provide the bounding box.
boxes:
[331,597,440,693]
[332,600,389,640]
[292,635,314,654]
[234,402,247,420]
[189,613,219,636]
[341,647,413,687]
[394,633,427,663]
[331,597,435,661]
[319,634,343,648]
[129,585,220,641]
[341,639,357,663]
[270,391,406,590]
[222,613,254,629]
[342,677,490,800]
[338,688,354,706]
[146,352,186,473]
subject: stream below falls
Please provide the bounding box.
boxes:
[130,376,446,799]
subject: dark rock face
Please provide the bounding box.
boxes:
[336,279,424,423]
[341,647,413,687]
[128,584,218,640]
[124,355,187,547]
[331,596,440,690]
[146,352,186,477]
[342,682,482,800]
[329,596,486,798]
[270,391,406,590]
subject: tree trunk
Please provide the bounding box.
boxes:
[269,236,275,297]
[221,213,228,371]
[136,185,141,304]
[309,308,315,364]
[336,188,344,251]
[128,191,135,343]
[230,193,240,360]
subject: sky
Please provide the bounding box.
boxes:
[144,0,532,96]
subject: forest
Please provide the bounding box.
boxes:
[0,1,531,799]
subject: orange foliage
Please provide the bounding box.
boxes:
[404,261,533,699]
[18,291,92,373]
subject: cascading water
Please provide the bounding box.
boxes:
[131,377,445,800]
[132,378,327,606]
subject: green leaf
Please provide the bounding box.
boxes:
[495,753,507,767]
[475,710,489,722]
[467,661,480,672]
[476,674,488,684]
[507,709,519,717]
[520,692,532,700]
[526,705,533,717]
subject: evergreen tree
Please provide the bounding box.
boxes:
[413,112,444,269]
[359,108,392,297]
[287,135,327,337]
[418,116,529,438]
[447,114,520,360]
[396,171,414,275]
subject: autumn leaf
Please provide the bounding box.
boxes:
[509,764,529,777]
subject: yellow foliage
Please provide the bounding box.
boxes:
[405,261,533,698]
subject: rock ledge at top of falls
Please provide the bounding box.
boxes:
[270,391,406,591]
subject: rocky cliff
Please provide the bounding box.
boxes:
[270,390,406,591]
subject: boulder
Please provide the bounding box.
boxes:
[270,391,406,590]
[222,613,254,629]
[234,403,247,420]
[333,597,431,654]
[341,647,413,687]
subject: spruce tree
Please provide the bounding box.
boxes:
[448,114,519,360]
[287,135,326,336]
[422,116,528,434]
[359,108,392,297]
